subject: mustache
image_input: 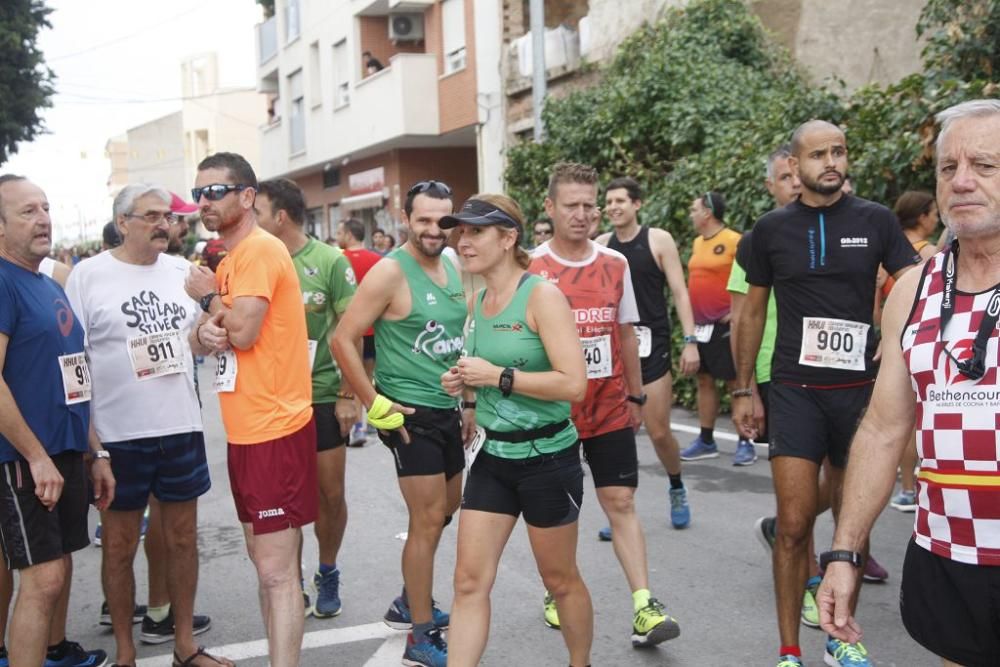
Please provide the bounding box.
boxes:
[151,231,169,240]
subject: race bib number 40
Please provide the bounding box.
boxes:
[582,335,613,379]
[59,352,91,405]
[127,330,186,381]
[635,326,652,359]
[212,350,238,393]
[799,317,869,371]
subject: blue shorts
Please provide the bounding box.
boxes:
[105,431,211,511]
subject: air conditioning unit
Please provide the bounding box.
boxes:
[389,14,424,41]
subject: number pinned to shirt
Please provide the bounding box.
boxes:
[58,352,91,405]
[799,317,869,371]
[212,350,238,393]
[127,330,186,381]
[582,335,613,379]
[635,326,652,359]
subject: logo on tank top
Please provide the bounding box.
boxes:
[713,244,725,255]
[426,292,437,305]
[492,322,524,333]
[412,320,464,360]
[538,269,559,284]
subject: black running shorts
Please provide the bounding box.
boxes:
[378,400,464,479]
[581,427,639,488]
[313,403,347,452]
[462,443,583,528]
[696,322,736,380]
[901,538,1000,667]
[768,381,872,468]
[640,330,672,385]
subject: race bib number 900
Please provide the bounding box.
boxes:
[799,317,869,371]
[582,335,613,379]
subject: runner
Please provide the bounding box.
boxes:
[680,191,757,465]
[531,162,680,650]
[732,121,920,667]
[256,178,357,619]
[332,180,465,667]
[438,194,592,667]
[65,183,225,667]
[597,176,699,530]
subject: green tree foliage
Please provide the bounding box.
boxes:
[506,0,998,408]
[0,0,55,166]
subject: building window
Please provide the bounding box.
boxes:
[284,0,300,43]
[288,70,305,154]
[442,0,466,74]
[323,167,340,189]
[333,40,350,108]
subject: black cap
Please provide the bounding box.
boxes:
[439,199,520,230]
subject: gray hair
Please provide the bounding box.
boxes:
[113,184,171,221]
[766,144,793,180]
[935,99,1000,157]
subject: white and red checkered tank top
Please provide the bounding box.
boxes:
[902,252,1000,565]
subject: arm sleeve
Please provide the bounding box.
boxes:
[746,221,773,287]
[879,209,922,275]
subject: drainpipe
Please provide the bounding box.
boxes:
[530,0,546,141]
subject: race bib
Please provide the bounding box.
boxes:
[694,324,714,343]
[127,330,186,381]
[307,340,318,367]
[799,317,869,371]
[212,350,238,393]
[59,352,91,405]
[635,326,652,359]
[465,426,486,469]
[582,335,612,379]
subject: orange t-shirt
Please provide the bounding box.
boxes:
[216,228,312,444]
[688,228,740,324]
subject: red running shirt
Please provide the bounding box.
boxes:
[343,247,382,336]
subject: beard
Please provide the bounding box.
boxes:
[801,169,845,195]
[413,233,446,258]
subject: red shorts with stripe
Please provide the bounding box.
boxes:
[228,417,318,535]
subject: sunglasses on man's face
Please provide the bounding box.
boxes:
[191,184,249,202]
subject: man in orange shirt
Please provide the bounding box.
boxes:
[681,192,757,465]
[185,153,315,667]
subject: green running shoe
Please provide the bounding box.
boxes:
[543,591,560,629]
[801,575,821,628]
[631,597,680,648]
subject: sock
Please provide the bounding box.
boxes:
[147,603,170,623]
[46,640,68,659]
[779,645,802,657]
[631,588,651,612]
[319,562,336,575]
[412,621,434,638]
[700,427,715,444]
[668,473,683,490]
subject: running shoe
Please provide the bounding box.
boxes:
[669,487,690,529]
[313,568,342,618]
[824,638,871,666]
[303,589,312,618]
[383,595,450,630]
[139,610,211,645]
[631,597,680,648]
[43,641,107,667]
[863,555,888,583]
[598,526,612,541]
[777,655,804,667]
[99,601,148,626]
[680,436,718,461]
[733,439,758,466]
[93,523,102,547]
[348,422,367,447]
[801,575,822,628]
[402,627,447,667]
[543,591,560,629]
[890,490,917,512]
[755,515,777,553]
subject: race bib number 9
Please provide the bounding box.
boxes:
[799,317,869,371]
[635,326,652,359]
[59,352,91,405]
[212,350,238,393]
[582,335,613,379]
[127,330,186,381]
[308,340,318,367]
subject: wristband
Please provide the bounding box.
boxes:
[462,401,477,410]
[337,392,355,400]
[368,394,405,430]
[682,334,698,344]
[731,388,753,398]
[819,550,864,569]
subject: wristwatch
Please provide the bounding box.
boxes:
[199,292,218,313]
[682,334,698,344]
[626,394,647,406]
[93,450,111,462]
[819,550,864,569]
[499,367,515,397]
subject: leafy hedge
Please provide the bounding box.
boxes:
[507,0,999,410]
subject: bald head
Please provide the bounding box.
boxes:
[790,120,844,157]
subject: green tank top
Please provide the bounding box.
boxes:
[373,248,466,408]
[468,274,577,459]
[292,239,356,403]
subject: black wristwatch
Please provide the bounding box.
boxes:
[626,394,647,406]
[819,550,864,569]
[499,367,514,397]
[199,292,218,313]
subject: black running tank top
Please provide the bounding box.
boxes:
[608,226,671,334]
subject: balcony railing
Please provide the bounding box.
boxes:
[257,16,277,65]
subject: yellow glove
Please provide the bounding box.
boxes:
[368,394,405,430]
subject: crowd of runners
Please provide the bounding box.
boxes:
[1,98,999,667]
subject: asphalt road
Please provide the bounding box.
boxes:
[56,364,935,666]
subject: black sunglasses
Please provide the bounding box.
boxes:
[191,184,250,202]
[407,180,452,197]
